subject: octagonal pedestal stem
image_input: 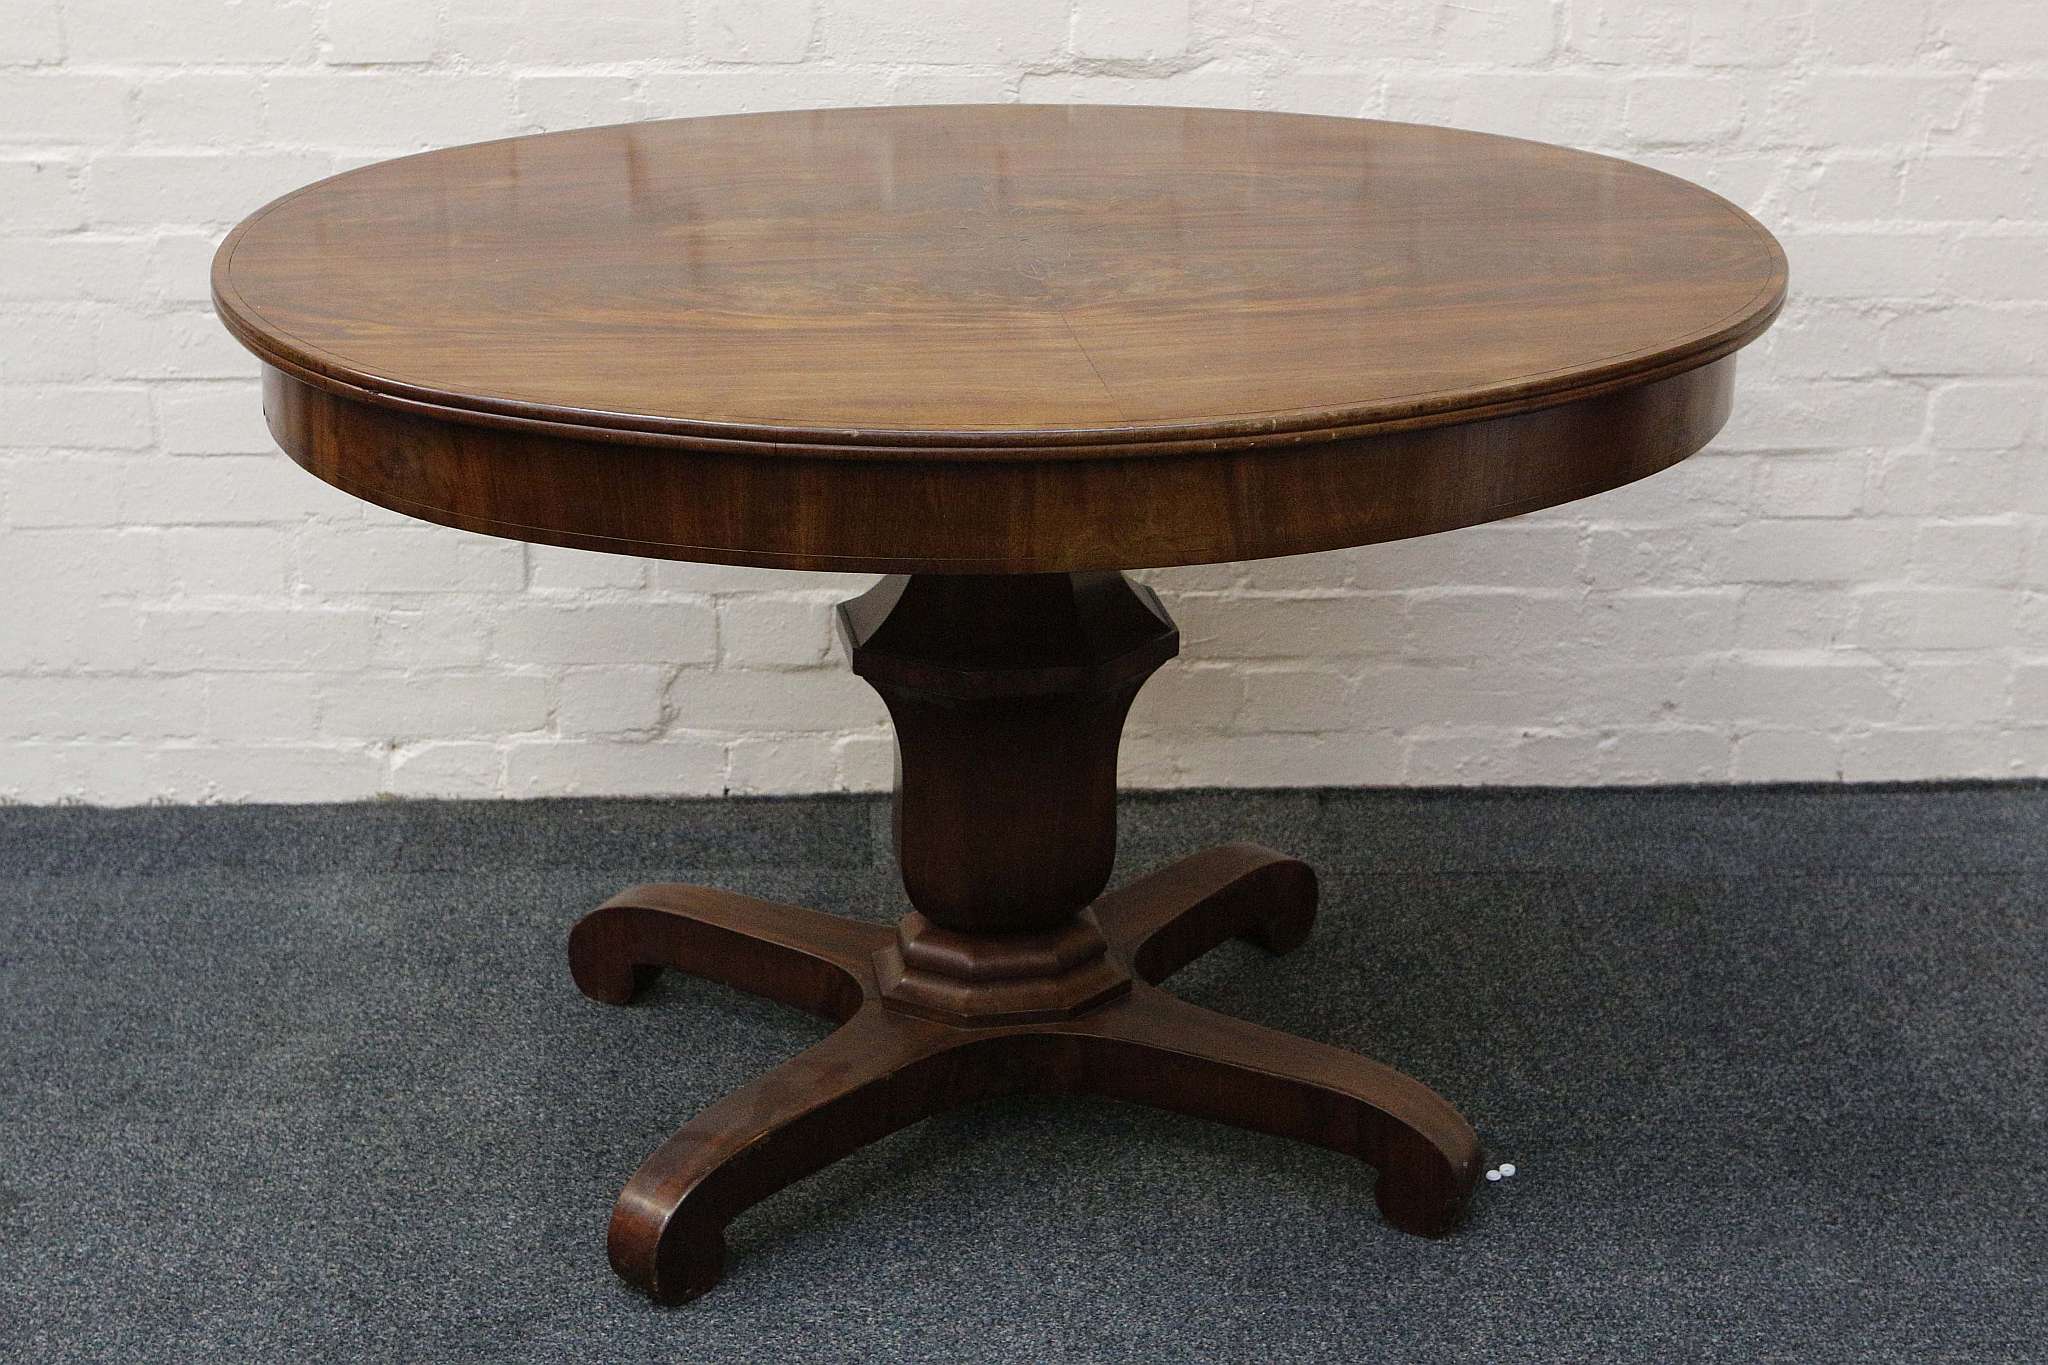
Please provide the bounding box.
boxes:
[841,572,1180,938]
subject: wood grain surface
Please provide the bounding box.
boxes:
[215,104,1785,455]
[216,105,1784,573]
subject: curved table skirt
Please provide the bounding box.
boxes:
[261,355,1735,575]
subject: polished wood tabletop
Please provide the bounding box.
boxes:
[217,103,1782,450]
[214,104,1785,573]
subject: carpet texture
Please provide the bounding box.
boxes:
[1,786,2042,1363]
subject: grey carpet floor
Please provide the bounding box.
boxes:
[1,786,2043,1364]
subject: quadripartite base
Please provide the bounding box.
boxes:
[567,843,1483,1304]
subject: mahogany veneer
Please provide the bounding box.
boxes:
[212,104,1786,1304]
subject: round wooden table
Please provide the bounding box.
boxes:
[213,104,1786,1304]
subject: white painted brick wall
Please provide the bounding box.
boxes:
[2,0,2045,803]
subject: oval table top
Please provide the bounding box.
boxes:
[214,105,1786,573]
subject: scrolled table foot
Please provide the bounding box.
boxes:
[606,1005,961,1303]
[1055,983,1481,1237]
[1093,842,1320,984]
[569,882,892,1022]
[1372,1123,1480,1238]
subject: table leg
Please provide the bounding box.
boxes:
[572,571,1482,1302]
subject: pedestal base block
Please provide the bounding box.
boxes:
[874,909,1133,1025]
